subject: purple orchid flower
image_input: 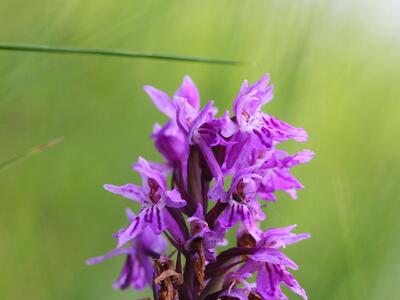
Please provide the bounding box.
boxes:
[104,157,186,247]
[234,225,310,300]
[87,208,167,290]
[144,76,199,165]
[256,149,315,201]
[90,74,314,300]
[174,97,226,201]
[224,74,308,170]
[144,75,200,120]
[216,166,265,239]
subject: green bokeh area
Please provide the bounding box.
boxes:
[1,1,400,299]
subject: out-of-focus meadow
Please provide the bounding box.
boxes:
[1,0,400,299]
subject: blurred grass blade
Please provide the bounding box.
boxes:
[0,43,244,65]
[0,137,63,172]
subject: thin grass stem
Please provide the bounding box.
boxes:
[0,137,63,172]
[0,43,245,65]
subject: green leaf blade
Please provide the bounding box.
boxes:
[0,43,245,65]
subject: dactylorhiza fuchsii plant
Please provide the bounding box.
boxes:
[87,74,314,300]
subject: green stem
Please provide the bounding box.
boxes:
[0,42,244,65]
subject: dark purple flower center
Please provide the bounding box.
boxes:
[191,222,203,236]
[232,180,247,203]
[148,178,162,204]
[237,232,257,249]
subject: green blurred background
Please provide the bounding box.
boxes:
[1,0,400,299]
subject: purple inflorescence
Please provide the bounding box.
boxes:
[88,74,314,300]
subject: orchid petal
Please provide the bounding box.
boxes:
[175,75,200,110]
[144,85,175,118]
[86,247,132,265]
[103,183,145,203]
[165,189,187,208]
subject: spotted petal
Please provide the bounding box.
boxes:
[256,263,307,300]
[219,202,254,231]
